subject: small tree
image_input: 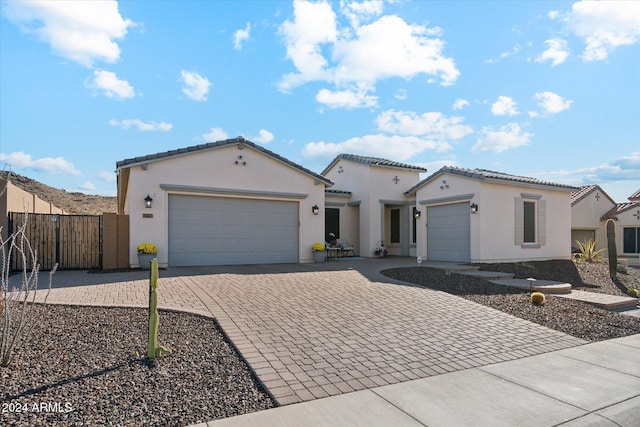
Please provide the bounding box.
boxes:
[1,174,55,367]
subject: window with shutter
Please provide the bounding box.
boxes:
[515,194,545,247]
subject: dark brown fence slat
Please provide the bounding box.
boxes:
[9,213,101,270]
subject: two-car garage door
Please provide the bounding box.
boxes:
[168,195,299,266]
[427,202,470,262]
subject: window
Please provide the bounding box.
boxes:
[515,195,546,247]
[523,201,536,243]
[390,208,400,244]
[623,227,640,254]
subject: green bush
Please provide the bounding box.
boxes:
[572,239,605,263]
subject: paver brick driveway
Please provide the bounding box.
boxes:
[38,258,586,405]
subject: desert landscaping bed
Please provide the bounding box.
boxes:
[2,260,638,426]
[382,260,640,342]
[1,306,275,427]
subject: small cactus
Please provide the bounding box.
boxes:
[530,292,546,305]
[627,289,639,298]
[147,258,170,359]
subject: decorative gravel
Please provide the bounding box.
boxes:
[1,306,275,427]
[382,260,640,342]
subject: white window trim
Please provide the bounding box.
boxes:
[515,194,546,248]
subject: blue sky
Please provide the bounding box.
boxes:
[1,0,638,202]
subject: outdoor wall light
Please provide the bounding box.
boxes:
[312,205,319,215]
[145,194,153,209]
[414,210,421,219]
[470,203,478,213]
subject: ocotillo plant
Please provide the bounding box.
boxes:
[147,258,170,359]
[606,219,617,279]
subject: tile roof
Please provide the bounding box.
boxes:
[629,189,640,201]
[601,202,640,220]
[570,185,616,206]
[405,166,578,195]
[325,189,352,196]
[116,137,333,186]
[322,153,427,175]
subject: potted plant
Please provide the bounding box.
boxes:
[312,242,326,263]
[137,243,158,270]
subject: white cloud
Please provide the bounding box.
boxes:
[376,110,473,141]
[491,96,519,116]
[202,127,229,142]
[180,70,211,101]
[536,152,640,184]
[252,129,274,144]
[79,181,96,192]
[452,98,469,110]
[2,0,134,68]
[278,1,459,107]
[109,119,172,131]
[87,70,135,100]
[565,0,640,61]
[315,88,378,109]
[98,171,116,182]
[233,23,251,50]
[0,151,81,176]
[534,91,572,114]
[536,38,569,66]
[548,10,560,20]
[394,88,407,100]
[340,0,384,28]
[303,134,451,163]
[472,123,532,153]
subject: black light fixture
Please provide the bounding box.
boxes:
[145,194,153,209]
[470,202,478,213]
[414,210,421,219]
[312,204,319,215]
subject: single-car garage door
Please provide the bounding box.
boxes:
[168,195,299,266]
[427,202,470,262]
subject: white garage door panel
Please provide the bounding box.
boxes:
[169,195,299,266]
[427,202,470,262]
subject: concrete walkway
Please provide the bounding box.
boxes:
[26,258,639,426]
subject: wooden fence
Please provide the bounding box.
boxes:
[8,212,101,270]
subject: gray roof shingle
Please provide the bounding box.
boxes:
[322,153,427,175]
[116,137,333,186]
[405,166,578,195]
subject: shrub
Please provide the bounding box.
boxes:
[530,292,546,305]
[137,243,158,254]
[627,289,638,298]
[572,239,605,263]
[617,264,628,274]
[312,242,325,252]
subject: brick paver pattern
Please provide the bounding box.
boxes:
[33,259,586,405]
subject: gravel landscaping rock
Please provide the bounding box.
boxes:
[382,260,639,342]
[1,306,274,427]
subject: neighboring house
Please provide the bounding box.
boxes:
[116,137,332,267]
[570,185,616,252]
[601,189,640,266]
[405,167,577,263]
[117,138,579,267]
[0,176,64,241]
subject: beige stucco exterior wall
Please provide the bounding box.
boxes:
[123,144,327,267]
[0,178,63,240]
[416,173,573,263]
[571,191,615,251]
[323,161,420,257]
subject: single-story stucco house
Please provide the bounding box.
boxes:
[116,137,578,268]
[571,185,640,266]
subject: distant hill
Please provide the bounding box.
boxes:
[1,171,117,215]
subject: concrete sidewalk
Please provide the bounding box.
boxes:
[197,334,640,427]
